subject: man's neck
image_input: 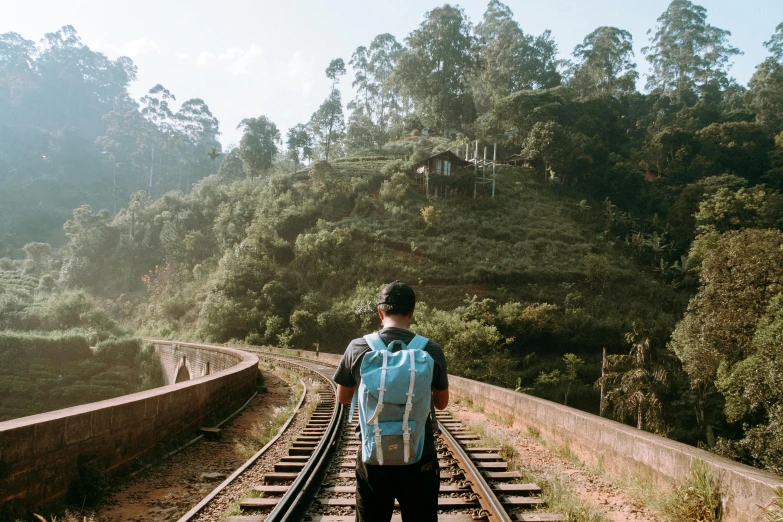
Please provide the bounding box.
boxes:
[381,317,412,330]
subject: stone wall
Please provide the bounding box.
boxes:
[0,342,258,518]
[245,345,783,522]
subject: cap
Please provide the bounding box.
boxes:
[377,280,416,309]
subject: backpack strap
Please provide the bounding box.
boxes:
[402,348,417,462]
[365,348,389,465]
[407,335,429,351]
[363,332,388,351]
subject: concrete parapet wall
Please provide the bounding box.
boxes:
[247,345,782,522]
[448,375,783,522]
[0,341,258,518]
[237,345,342,366]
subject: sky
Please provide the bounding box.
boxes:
[3,0,783,147]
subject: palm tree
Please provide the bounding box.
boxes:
[597,323,669,433]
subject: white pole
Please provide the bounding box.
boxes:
[492,143,497,198]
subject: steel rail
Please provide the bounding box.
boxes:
[438,418,514,522]
[176,359,308,522]
[262,354,344,522]
[246,349,518,522]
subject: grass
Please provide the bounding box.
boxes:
[527,425,542,440]
[466,420,608,522]
[659,460,722,522]
[465,402,722,522]
[234,364,304,459]
[763,488,783,521]
[218,488,263,521]
[625,460,722,522]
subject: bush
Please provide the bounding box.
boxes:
[0,331,91,364]
[95,337,143,366]
[381,158,407,176]
[661,460,722,522]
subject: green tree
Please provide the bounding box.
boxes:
[311,58,346,160]
[671,229,783,440]
[747,23,783,124]
[326,58,346,89]
[692,186,783,238]
[570,26,638,99]
[642,0,742,103]
[0,32,37,122]
[394,4,475,132]
[139,84,177,196]
[174,98,221,192]
[286,123,314,171]
[237,115,281,177]
[311,90,345,161]
[716,293,783,473]
[347,34,405,147]
[472,1,561,112]
[599,323,669,433]
[535,353,585,406]
[522,121,589,182]
[765,22,783,62]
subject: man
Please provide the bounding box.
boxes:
[333,280,449,522]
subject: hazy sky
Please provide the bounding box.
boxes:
[4,0,783,147]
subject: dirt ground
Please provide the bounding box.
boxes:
[449,402,663,522]
[88,369,292,522]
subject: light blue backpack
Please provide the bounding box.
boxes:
[350,332,435,465]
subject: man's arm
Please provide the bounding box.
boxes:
[337,384,356,405]
[432,388,449,410]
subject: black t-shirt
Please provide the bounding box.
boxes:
[332,327,449,460]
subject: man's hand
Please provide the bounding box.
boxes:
[337,384,356,405]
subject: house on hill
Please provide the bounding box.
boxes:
[504,154,533,168]
[412,151,472,197]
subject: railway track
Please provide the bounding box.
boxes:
[179,351,565,522]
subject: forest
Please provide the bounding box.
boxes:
[2,0,783,477]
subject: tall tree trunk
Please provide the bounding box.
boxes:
[149,143,155,197]
[600,347,607,417]
[637,404,643,430]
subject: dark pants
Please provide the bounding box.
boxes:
[355,454,440,522]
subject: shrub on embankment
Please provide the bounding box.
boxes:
[0,333,164,421]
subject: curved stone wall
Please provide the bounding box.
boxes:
[155,342,245,385]
[0,341,258,518]
[243,345,783,522]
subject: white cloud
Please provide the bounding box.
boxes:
[91,38,161,59]
[285,51,317,99]
[197,52,215,67]
[287,51,306,77]
[176,52,189,61]
[301,81,314,99]
[119,38,161,58]
[218,44,265,76]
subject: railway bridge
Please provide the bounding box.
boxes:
[0,341,781,521]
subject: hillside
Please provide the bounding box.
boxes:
[32,143,683,418]
[0,268,165,420]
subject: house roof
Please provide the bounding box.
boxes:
[412,150,471,168]
[504,154,532,161]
